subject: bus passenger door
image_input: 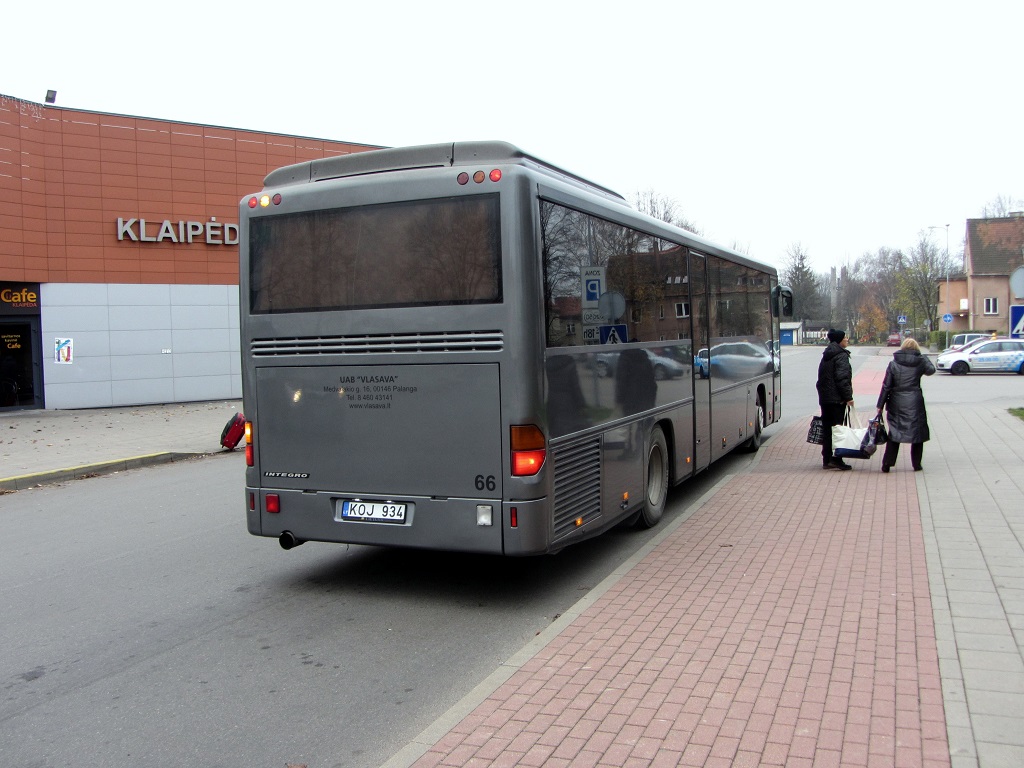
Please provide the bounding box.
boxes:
[690,252,711,471]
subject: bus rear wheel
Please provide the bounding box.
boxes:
[740,398,764,453]
[638,426,669,529]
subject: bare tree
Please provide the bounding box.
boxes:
[864,247,905,332]
[633,189,702,235]
[980,194,1024,218]
[900,235,956,335]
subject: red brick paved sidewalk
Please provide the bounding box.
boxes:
[409,418,949,768]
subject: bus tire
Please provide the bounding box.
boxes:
[638,426,669,529]
[740,398,764,453]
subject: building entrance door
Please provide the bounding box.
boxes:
[1,318,43,410]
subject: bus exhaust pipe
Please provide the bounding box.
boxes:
[279,532,304,550]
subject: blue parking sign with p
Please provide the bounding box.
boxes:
[585,278,602,302]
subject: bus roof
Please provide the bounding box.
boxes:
[262,141,627,203]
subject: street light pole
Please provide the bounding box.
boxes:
[929,224,950,349]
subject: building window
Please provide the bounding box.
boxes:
[984,297,998,315]
[675,302,690,318]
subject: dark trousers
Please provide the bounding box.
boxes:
[882,441,923,470]
[820,402,847,463]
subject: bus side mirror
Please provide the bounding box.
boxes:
[772,285,794,318]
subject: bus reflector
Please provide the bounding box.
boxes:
[510,507,518,528]
[266,494,280,513]
[511,425,546,476]
[249,492,255,511]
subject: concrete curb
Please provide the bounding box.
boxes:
[0,451,221,492]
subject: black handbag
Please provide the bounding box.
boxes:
[806,415,824,445]
[870,415,888,445]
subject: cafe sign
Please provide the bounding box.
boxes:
[1,282,40,314]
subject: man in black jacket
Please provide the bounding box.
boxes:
[816,328,855,470]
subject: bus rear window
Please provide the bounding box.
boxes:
[249,194,502,313]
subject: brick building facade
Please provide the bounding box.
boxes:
[0,94,377,409]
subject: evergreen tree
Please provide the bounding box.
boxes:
[781,244,824,322]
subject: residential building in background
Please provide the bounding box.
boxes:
[939,214,1024,336]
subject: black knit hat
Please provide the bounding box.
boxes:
[827,328,846,343]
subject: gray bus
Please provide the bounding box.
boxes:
[239,142,792,555]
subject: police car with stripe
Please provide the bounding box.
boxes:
[936,337,1024,375]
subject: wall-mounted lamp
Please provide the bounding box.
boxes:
[45,90,57,104]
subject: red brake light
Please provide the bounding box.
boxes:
[266,494,280,514]
[248,196,258,208]
[511,425,546,476]
[457,172,469,185]
[513,450,545,476]
[489,169,502,182]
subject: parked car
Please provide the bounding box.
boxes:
[695,348,709,378]
[886,333,901,347]
[942,332,988,352]
[943,335,995,356]
[765,340,781,373]
[594,349,686,380]
[935,338,1024,375]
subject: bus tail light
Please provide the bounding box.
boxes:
[457,169,503,185]
[247,193,283,208]
[266,494,280,513]
[511,424,546,476]
[245,421,254,466]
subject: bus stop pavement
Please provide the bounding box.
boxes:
[0,400,243,492]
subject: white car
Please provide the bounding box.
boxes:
[936,338,1024,375]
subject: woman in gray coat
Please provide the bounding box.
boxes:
[876,337,935,472]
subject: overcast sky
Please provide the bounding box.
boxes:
[5,1,1022,275]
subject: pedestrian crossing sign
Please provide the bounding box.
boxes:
[600,325,628,344]
[1011,305,1024,339]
